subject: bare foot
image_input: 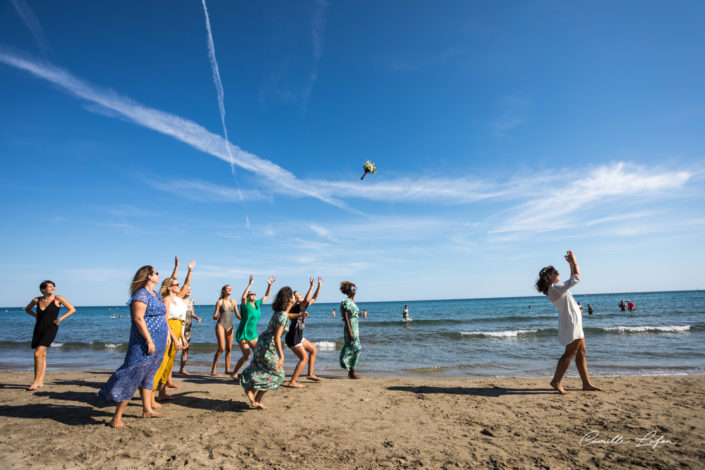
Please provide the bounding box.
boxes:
[26,385,39,391]
[179,369,192,375]
[231,374,240,383]
[253,402,269,410]
[165,382,179,389]
[550,380,569,395]
[245,389,256,407]
[142,411,165,418]
[151,401,163,409]
[348,371,360,379]
[583,384,604,391]
[211,370,218,376]
[157,394,174,401]
[287,382,305,388]
[109,418,125,429]
[307,375,322,382]
[225,369,233,375]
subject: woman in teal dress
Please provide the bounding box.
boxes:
[240,286,294,409]
[232,275,274,382]
[339,281,362,379]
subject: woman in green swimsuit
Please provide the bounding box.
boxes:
[231,274,274,382]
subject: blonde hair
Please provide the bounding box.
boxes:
[160,277,176,297]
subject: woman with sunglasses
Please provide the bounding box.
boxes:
[152,257,195,404]
[339,281,362,379]
[98,265,167,429]
[536,250,602,395]
[231,275,274,382]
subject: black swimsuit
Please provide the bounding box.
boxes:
[285,304,305,348]
[32,298,60,349]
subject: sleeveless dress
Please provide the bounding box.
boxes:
[98,288,168,402]
[339,297,362,371]
[236,299,262,341]
[183,298,195,342]
[32,297,60,348]
[285,304,305,348]
[218,299,235,331]
[240,311,289,391]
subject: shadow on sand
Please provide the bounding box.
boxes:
[387,385,555,397]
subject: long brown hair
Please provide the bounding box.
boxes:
[272,286,294,312]
[536,266,558,295]
[219,285,230,300]
[130,265,154,296]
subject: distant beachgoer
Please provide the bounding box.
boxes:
[211,285,237,375]
[339,281,362,379]
[536,250,603,395]
[627,300,636,312]
[98,265,168,429]
[286,277,323,387]
[179,286,201,375]
[362,309,368,319]
[331,308,336,317]
[587,304,593,315]
[24,280,76,391]
[577,302,584,314]
[152,258,195,404]
[240,286,296,409]
[528,305,532,309]
[402,305,410,322]
[118,314,122,318]
[231,275,274,382]
[618,300,627,312]
[111,314,116,319]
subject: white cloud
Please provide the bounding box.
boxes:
[146,177,268,203]
[11,0,49,55]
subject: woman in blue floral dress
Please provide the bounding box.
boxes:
[98,265,169,429]
[339,281,362,379]
[240,286,295,410]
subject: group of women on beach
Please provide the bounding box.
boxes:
[24,249,600,429]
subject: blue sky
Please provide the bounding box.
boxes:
[1,0,704,306]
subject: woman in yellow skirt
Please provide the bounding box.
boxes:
[152,257,195,407]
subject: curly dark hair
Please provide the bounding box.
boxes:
[536,265,558,295]
[39,280,55,292]
[272,286,294,312]
[340,281,356,297]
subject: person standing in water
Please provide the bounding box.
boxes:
[331,308,336,318]
[24,280,76,391]
[402,305,410,322]
[231,275,275,382]
[536,251,603,395]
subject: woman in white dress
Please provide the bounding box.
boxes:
[536,251,602,395]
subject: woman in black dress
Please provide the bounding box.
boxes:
[24,280,76,391]
[285,277,323,387]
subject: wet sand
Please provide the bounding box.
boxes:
[0,371,703,469]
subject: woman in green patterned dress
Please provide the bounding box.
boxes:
[339,281,362,379]
[240,286,295,409]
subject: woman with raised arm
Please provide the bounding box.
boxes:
[179,286,201,375]
[339,281,362,379]
[285,277,323,387]
[24,280,76,391]
[98,265,168,429]
[240,286,295,409]
[231,275,274,382]
[211,285,238,375]
[536,250,603,395]
[152,258,196,403]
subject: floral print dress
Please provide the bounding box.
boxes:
[240,311,289,391]
[98,288,168,402]
[339,297,362,371]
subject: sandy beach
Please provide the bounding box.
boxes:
[0,372,703,469]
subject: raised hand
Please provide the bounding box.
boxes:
[249,274,254,284]
[175,256,179,266]
[188,259,196,270]
[317,277,323,286]
[310,276,315,285]
[267,276,275,286]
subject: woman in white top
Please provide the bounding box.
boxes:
[536,251,602,395]
[152,257,195,406]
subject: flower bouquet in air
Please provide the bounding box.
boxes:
[360,160,377,180]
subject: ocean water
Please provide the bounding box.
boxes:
[1,290,703,378]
